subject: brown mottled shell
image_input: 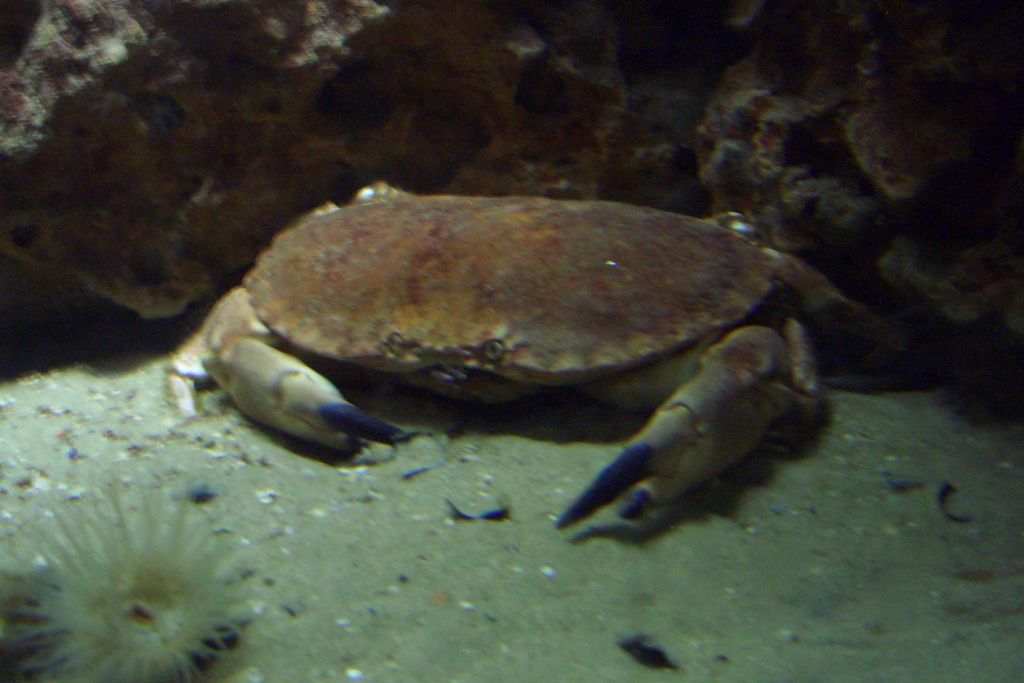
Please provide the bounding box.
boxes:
[244,196,780,382]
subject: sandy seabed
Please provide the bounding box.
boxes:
[0,354,1021,683]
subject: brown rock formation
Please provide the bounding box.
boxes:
[697,0,1024,336]
[1,0,391,318]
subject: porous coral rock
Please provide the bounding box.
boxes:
[697,0,1024,338]
[698,2,1020,232]
[0,0,388,318]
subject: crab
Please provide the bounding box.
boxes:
[173,183,899,528]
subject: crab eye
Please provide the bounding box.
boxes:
[481,339,505,363]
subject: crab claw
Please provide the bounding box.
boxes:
[555,444,653,529]
[557,324,816,529]
[207,337,411,451]
[177,287,412,452]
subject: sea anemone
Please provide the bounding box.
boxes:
[12,486,245,683]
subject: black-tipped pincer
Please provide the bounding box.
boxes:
[556,443,653,529]
[318,402,410,444]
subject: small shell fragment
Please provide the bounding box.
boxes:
[255,488,278,505]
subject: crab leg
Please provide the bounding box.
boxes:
[775,252,907,352]
[557,322,816,529]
